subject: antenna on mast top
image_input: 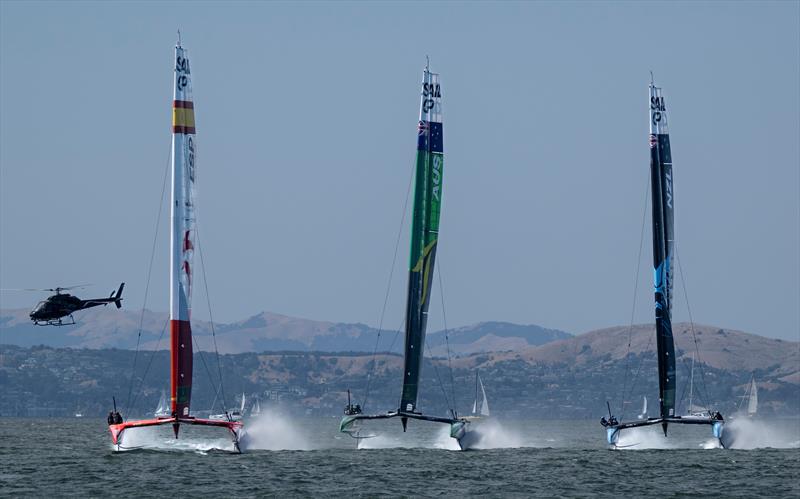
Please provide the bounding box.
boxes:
[650,70,654,85]
[177,30,182,47]
[426,55,430,72]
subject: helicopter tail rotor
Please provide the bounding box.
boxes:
[113,283,125,309]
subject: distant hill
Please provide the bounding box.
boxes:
[426,321,571,356]
[0,308,570,355]
[472,323,799,379]
[1,320,797,419]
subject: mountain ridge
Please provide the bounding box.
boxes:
[0,307,571,355]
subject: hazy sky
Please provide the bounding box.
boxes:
[1,1,798,341]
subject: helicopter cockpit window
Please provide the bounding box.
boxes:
[32,301,49,313]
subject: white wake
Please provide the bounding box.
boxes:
[240,410,313,451]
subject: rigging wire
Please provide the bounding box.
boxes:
[386,316,405,356]
[618,175,650,419]
[674,244,713,412]
[361,160,416,410]
[437,261,459,416]
[124,143,171,413]
[195,225,230,415]
[423,331,455,414]
[127,319,168,411]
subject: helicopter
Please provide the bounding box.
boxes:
[20,283,125,326]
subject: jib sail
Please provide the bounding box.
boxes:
[399,65,443,413]
[649,80,676,421]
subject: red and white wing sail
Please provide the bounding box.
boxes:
[170,42,196,417]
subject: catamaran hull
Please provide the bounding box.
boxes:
[605,417,725,449]
[109,416,244,453]
[340,412,472,450]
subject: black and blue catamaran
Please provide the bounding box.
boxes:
[602,77,726,448]
[339,61,471,449]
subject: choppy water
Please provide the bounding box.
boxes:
[1,415,798,497]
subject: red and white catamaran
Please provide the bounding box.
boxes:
[108,37,243,452]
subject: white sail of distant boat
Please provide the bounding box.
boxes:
[471,371,490,417]
[637,396,647,420]
[251,398,261,416]
[479,376,490,416]
[746,376,758,416]
[734,374,758,417]
[154,389,170,417]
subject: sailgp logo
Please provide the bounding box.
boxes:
[432,155,442,201]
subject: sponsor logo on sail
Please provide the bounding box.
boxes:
[432,155,442,201]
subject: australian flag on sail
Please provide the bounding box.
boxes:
[417,120,443,153]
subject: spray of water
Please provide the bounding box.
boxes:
[432,425,462,450]
[240,410,313,451]
[357,433,409,450]
[458,419,525,449]
[722,416,800,450]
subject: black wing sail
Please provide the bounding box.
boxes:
[649,82,676,421]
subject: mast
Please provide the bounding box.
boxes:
[649,77,676,435]
[399,62,443,417]
[170,39,197,425]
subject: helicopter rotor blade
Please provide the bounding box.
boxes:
[1,284,92,293]
[48,284,93,292]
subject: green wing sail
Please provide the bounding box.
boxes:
[399,68,443,413]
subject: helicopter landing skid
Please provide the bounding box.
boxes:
[34,315,76,327]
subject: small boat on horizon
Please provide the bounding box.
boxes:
[154,389,170,418]
[465,371,490,421]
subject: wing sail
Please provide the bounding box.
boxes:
[399,67,443,413]
[170,42,196,418]
[649,81,676,420]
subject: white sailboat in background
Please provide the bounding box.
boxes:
[468,371,490,419]
[637,396,647,420]
[154,389,170,418]
[747,378,758,417]
[737,375,758,417]
[250,398,262,417]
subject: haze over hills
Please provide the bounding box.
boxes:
[1,305,797,418]
[0,307,571,355]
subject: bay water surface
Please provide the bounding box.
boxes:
[1,416,798,497]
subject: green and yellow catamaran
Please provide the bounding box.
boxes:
[339,61,471,449]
